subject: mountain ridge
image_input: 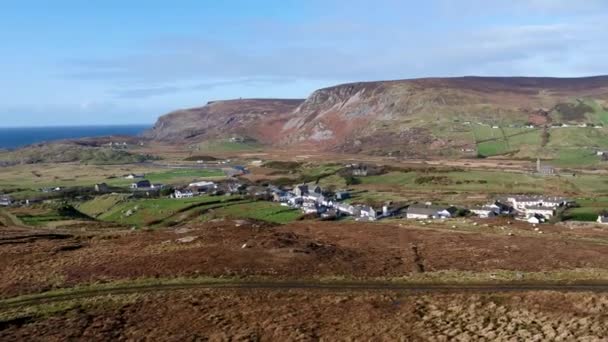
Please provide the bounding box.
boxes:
[144,75,608,159]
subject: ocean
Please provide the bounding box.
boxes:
[0,125,151,149]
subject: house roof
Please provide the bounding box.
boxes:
[407,205,456,216]
[336,203,356,211]
[524,205,555,211]
[508,195,568,202]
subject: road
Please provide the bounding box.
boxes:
[2,281,608,310]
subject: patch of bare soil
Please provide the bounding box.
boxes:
[1,289,607,341]
[1,220,608,298]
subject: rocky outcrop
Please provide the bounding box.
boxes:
[143,98,304,144]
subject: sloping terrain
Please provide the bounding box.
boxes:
[1,220,608,298]
[146,76,608,159]
[143,98,304,144]
[0,142,154,166]
[282,76,608,156]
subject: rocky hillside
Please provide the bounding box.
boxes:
[143,98,304,144]
[146,76,608,160]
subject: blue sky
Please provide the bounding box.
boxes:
[1,0,607,127]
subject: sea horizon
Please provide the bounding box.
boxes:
[0,124,151,149]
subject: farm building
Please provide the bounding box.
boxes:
[406,205,457,220]
[0,195,13,206]
[173,189,195,199]
[131,180,151,189]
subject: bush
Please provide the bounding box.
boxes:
[343,176,361,186]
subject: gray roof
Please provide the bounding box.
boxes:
[525,205,555,211]
[407,205,452,216]
[509,195,568,202]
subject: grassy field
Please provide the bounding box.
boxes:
[472,126,542,157]
[194,139,262,153]
[106,168,225,186]
[355,170,608,196]
[77,193,131,217]
[547,127,608,148]
[202,201,302,224]
[0,164,226,196]
[97,195,237,226]
[552,149,599,167]
[14,206,90,226]
[477,140,510,156]
[563,197,608,221]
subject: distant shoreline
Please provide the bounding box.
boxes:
[0,124,151,149]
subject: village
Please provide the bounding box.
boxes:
[2,162,608,226]
[162,175,585,225]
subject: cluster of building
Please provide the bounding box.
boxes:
[172,180,245,199]
[267,183,576,224]
[269,183,391,221]
[172,181,218,199]
[130,180,165,191]
[471,195,571,224]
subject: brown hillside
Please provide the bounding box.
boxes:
[143,98,304,144]
[146,76,608,155]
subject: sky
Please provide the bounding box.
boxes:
[0,0,607,127]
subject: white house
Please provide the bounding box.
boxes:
[524,206,555,218]
[358,206,378,221]
[406,205,457,220]
[288,197,304,207]
[506,195,569,211]
[335,203,360,216]
[470,205,498,218]
[173,189,194,199]
[188,181,217,192]
[0,195,12,206]
[527,214,545,224]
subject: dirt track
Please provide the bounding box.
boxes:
[3,280,608,310]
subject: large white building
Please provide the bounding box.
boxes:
[506,195,569,211]
[173,189,194,199]
[406,205,457,220]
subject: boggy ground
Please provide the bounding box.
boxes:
[1,289,607,341]
[1,219,608,299]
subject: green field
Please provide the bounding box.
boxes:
[97,195,238,226]
[358,170,589,195]
[194,139,262,153]
[552,149,599,167]
[16,206,90,226]
[472,126,541,157]
[77,193,131,217]
[563,197,608,221]
[547,128,608,148]
[202,201,302,224]
[477,140,510,156]
[107,169,225,187]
